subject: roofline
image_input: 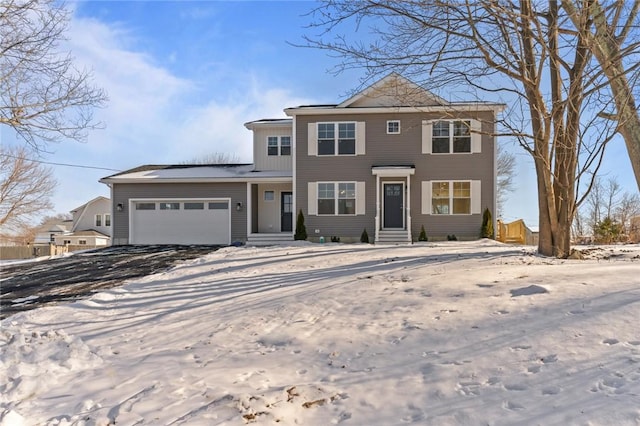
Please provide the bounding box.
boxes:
[100,176,293,185]
[244,118,292,130]
[284,104,506,116]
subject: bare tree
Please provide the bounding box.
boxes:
[0,0,107,150]
[562,1,640,191]
[578,175,640,240]
[305,1,622,257]
[496,145,516,219]
[181,152,242,165]
[0,145,57,233]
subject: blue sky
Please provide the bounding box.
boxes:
[2,0,636,227]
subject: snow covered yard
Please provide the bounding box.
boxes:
[1,240,639,425]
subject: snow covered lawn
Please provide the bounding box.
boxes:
[2,240,639,425]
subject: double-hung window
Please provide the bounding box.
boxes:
[338,123,356,154]
[95,214,102,227]
[280,136,291,155]
[318,123,356,155]
[338,183,356,214]
[432,120,472,153]
[318,124,335,155]
[105,214,111,227]
[432,181,471,215]
[267,137,279,156]
[317,182,356,215]
[267,136,291,156]
[318,183,335,214]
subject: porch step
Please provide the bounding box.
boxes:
[376,230,412,244]
[246,233,294,246]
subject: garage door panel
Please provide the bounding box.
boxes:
[131,200,230,245]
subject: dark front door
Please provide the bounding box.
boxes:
[383,183,403,228]
[281,192,293,232]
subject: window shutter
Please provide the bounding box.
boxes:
[422,120,432,154]
[421,181,431,214]
[356,181,366,215]
[308,123,317,156]
[356,122,366,155]
[471,119,482,153]
[308,182,317,215]
[471,180,482,214]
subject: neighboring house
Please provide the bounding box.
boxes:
[33,218,73,244]
[101,73,505,245]
[52,196,112,246]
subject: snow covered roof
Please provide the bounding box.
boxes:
[100,164,292,184]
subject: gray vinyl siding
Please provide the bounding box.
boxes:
[296,112,496,240]
[111,182,247,245]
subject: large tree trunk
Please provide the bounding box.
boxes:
[562,0,640,191]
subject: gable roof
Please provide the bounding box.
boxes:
[337,72,447,108]
[284,72,505,116]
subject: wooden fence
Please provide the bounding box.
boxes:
[0,244,101,261]
[496,219,538,245]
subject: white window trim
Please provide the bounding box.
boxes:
[422,119,481,154]
[264,190,275,202]
[387,120,401,134]
[422,180,481,215]
[267,136,291,156]
[310,181,363,216]
[311,122,365,156]
[95,214,102,226]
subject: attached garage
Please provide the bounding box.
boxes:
[130,199,231,245]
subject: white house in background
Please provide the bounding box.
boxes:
[32,197,111,246]
[33,218,73,244]
[51,196,112,246]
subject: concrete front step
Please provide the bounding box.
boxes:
[376,230,412,244]
[246,233,294,246]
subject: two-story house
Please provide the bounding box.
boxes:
[100,74,504,245]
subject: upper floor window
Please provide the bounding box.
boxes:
[267,136,291,156]
[267,137,278,156]
[105,214,111,227]
[95,214,102,227]
[432,120,471,153]
[422,119,481,155]
[318,122,356,155]
[387,120,400,134]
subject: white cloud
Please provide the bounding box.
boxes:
[46,14,310,214]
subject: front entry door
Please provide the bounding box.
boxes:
[281,192,293,232]
[383,183,403,228]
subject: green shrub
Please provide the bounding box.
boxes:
[418,225,428,242]
[447,234,458,241]
[481,207,494,238]
[360,228,369,243]
[294,210,307,240]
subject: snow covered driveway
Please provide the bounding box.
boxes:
[1,241,639,425]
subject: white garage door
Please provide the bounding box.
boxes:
[130,199,230,245]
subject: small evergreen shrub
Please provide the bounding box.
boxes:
[294,210,307,240]
[481,207,494,238]
[360,228,369,243]
[331,236,340,243]
[447,234,458,241]
[418,225,428,242]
